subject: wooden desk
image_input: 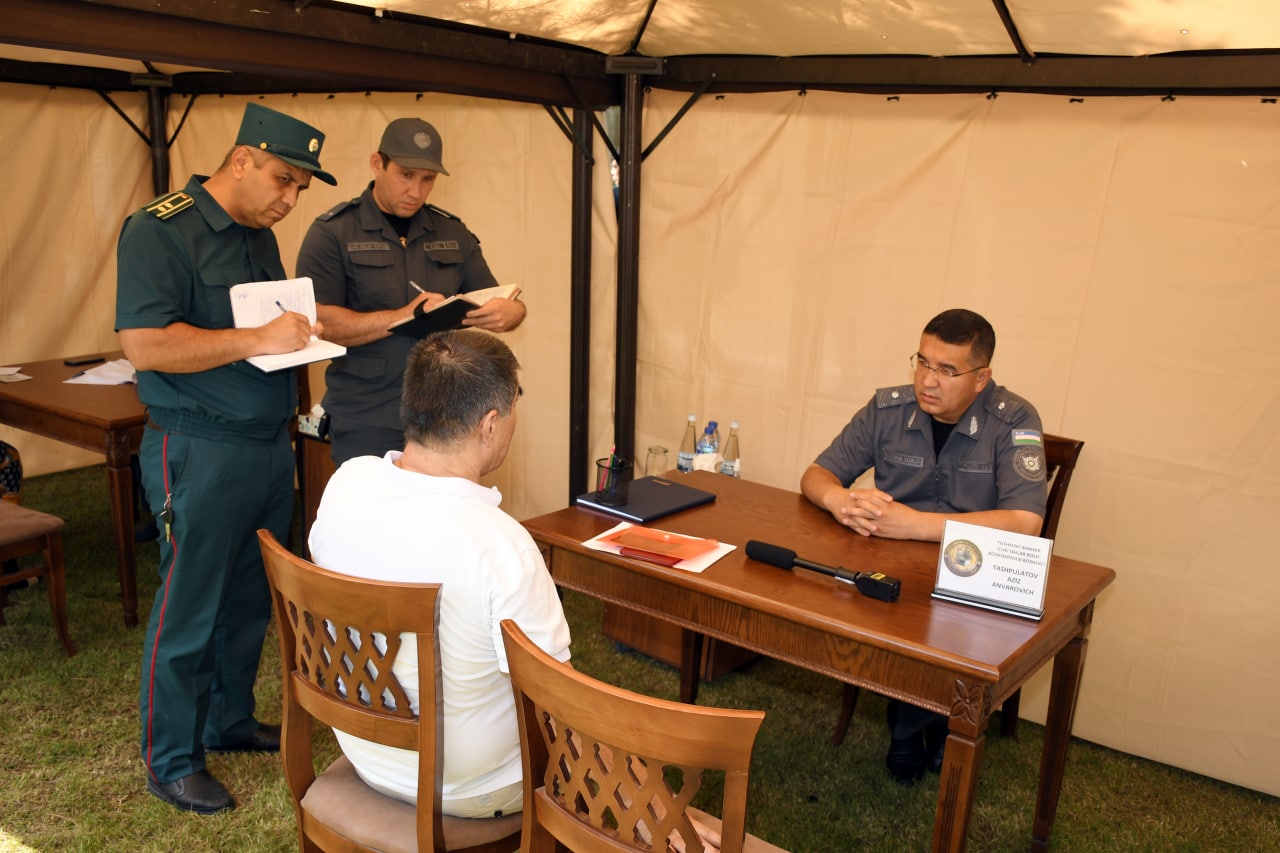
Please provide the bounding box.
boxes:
[523,471,1115,853]
[0,353,145,626]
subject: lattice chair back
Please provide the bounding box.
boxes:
[258,529,521,853]
[501,619,785,853]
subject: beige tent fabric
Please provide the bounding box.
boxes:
[628,88,1280,796]
[3,81,1278,797]
[0,89,584,521]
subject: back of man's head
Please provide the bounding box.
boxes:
[401,330,520,447]
[923,309,996,366]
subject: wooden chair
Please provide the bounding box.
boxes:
[0,500,75,656]
[832,434,1086,744]
[501,619,787,853]
[258,529,522,853]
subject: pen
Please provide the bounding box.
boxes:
[409,281,425,295]
[275,300,287,315]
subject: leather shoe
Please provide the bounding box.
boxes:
[885,733,926,785]
[147,769,235,815]
[925,719,949,774]
[205,723,280,754]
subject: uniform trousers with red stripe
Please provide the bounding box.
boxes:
[136,425,294,784]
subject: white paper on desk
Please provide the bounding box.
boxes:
[63,359,136,385]
[582,521,736,574]
[228,277,347,372]
[0,366,21,375]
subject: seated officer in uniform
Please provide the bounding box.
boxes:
[800,307,1047,783]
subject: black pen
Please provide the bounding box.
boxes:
[275,300,287,315]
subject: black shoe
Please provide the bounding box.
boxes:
[925,719,949,774]
[147,770,235,815]
[205,723,281,754]
[885,733,926,785]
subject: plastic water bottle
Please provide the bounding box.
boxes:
[719,422,740,477]
[696,425,717,455]
[677,414,698,473]
[707,420,721,452]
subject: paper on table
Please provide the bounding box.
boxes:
[0,366,21,375]
[64,359,136,385]
[583,522,736,573]
[228,277,346,372]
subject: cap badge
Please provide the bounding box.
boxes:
[308,138,319,153]
[413,131,432,150]
[259,143,268,150]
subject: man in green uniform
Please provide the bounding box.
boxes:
[297,117,525,466]
[115,102,335,815]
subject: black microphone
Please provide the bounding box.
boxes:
[745,540,901,603]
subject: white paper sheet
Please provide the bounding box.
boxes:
[228,277,347,372]
[582,521,736,574]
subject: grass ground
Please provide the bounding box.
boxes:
[1,465,1277,851]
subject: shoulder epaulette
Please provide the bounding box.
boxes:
[145,192,194,221]
[425,203,461,222]
[874,385,916,409]
[316,197,361,222]
[984,387,1030,423]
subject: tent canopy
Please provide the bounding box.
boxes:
[2,0,1280,104]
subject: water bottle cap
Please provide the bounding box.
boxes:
[730,420,740,428]
[709,420,718,429]
[687,414,696,421]
[703,425,714,433]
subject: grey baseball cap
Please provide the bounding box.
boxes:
[378,117,449,175]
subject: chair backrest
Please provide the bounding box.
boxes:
[257,529,448,852]
[1041,434,1085,540]
[501,619,766,853]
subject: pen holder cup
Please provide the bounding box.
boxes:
[594,457,634,506]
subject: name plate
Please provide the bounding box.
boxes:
[931,520,1052,620]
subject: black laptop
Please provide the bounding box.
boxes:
[575,475,716,523]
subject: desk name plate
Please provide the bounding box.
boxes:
[931,520,1052,620]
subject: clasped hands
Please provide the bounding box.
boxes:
[832,487,918,539]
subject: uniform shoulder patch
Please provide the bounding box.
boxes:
[316,198,360,221]
[145,192,194,220]
[874,385,916,409]
[425,203,461,222]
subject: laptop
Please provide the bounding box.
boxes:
[575,475,716,523]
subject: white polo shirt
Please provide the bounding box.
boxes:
[308,452,572,805]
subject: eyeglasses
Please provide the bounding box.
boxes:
[910,352,986,380]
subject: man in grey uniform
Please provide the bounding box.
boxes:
[297,117,525,466]
[801,307,1047,783]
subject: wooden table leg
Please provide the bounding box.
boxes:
[105,430,138,627]
[678,628,703,704]
[1032,632,1089,852]
[932,701,988,853]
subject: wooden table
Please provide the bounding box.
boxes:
[0,353,145,626]
[523,471,1115,853]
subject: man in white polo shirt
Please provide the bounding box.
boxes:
[308,329,570,817]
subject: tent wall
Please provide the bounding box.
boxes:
[3,81,1278,798]
[0,87,591,521]
[622,88,1280,797]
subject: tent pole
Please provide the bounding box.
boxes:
[613,72,643,463]
[568,108,594,502]
[146,86,170,195]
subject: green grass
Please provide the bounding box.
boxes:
[2,465,1278,852]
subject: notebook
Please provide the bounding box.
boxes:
[575,475,716,523]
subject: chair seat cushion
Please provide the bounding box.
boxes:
[300,754,521,853]
[0,501,64,543]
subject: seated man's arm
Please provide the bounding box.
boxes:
[803,463,1042,541]
[120,314,313,374]
[854,501,1042,542]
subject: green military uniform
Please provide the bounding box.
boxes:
[116,176,296,784]
[297,186,498,465]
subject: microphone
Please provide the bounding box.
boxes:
[745,540,901,603]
